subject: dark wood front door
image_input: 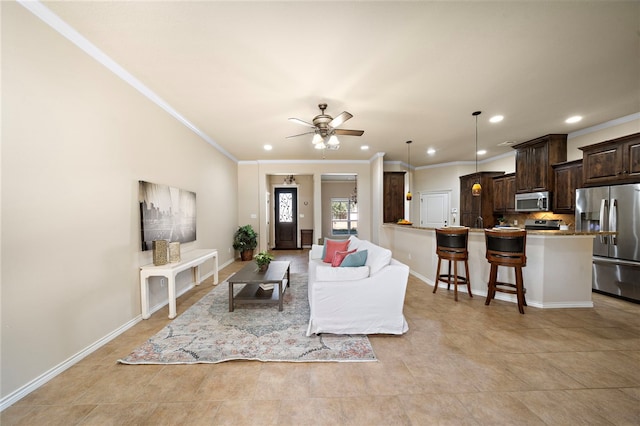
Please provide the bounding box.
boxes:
[274,187,297,249]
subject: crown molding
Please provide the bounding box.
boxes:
[239,153,383,167]
[383,160,413,171]
[390,149,517,171]
[568,112,640,139]
[251,159,370,165]
[369,152,385,161]
[18,0,237,163]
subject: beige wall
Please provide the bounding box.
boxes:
[413,163,475,226]
[567,117,640,161]
[1,3,238,400]
[482,152,516,174]
[370,153,385,243]
[236,162,261,248]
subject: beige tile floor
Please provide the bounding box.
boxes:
[3,250,639,425]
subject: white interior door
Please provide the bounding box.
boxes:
[420,191,450,228]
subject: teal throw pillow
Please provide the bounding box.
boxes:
[340,249,368,267]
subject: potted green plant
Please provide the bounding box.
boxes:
[233,225,258,260]
[255,251,274,271]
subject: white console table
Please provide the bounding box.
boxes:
[140,248,218,319]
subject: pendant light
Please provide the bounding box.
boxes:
[471,111,482,197]
[406,140,413,201]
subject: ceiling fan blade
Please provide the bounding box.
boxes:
[286,131,315,139]
[329,111,353,128]
[334,129,364,136]
[288,117,315,128]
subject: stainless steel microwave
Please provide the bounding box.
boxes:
[515,191,551,212]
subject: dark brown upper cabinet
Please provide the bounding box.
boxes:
[513,134,567,194]
[552,160,582,213]
[579,133,640,186]
[493,173,516,213]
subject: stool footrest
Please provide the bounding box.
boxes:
[438,274,469,284]
[492,281,526,295]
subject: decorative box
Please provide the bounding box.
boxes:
[169,242,181,263]
[152,240,168,265]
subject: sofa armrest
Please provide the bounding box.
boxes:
[310,244,324,260]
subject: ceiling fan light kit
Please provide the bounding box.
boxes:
[288,103,364,151]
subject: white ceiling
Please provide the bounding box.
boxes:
[41,1,639,167]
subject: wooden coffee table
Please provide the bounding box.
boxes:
[228,261,291,312]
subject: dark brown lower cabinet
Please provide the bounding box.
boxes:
[300,229,313,248]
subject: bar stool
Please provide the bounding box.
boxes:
[484,229,528,314]
[433,227,472,301]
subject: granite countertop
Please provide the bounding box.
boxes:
[383,223,616,236]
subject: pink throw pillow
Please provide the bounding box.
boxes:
[331,249,357,267]
[323,239,350,263]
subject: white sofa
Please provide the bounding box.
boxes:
[306,235,410,336]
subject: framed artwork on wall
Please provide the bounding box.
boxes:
[139,180,196,251]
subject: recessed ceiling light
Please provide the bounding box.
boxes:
[498,140,516,146]
[263,144,272,151]
[565,115,582,124]
[477,149,487,155]
[360,145,369,150]
[427,148,436,155]
[489,115,504,123]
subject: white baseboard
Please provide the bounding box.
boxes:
[416,269,594,309]
[0,259,234,412]
[0,315,141,412]
[410,270,432,286]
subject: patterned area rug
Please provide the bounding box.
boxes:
[119,273,376,364]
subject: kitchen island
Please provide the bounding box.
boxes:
[380,224,600,308]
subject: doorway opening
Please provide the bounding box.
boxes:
[321,174,358,242]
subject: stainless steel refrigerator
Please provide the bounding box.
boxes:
[575,183,640,302]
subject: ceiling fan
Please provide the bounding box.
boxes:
[287,103,364,150]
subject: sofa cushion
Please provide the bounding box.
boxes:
[340,249,368,267]
[348,235,363,250]
[323,239,349,263]
[331,249,356,267]
[358,240,392,275]
[315,265,370,281]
